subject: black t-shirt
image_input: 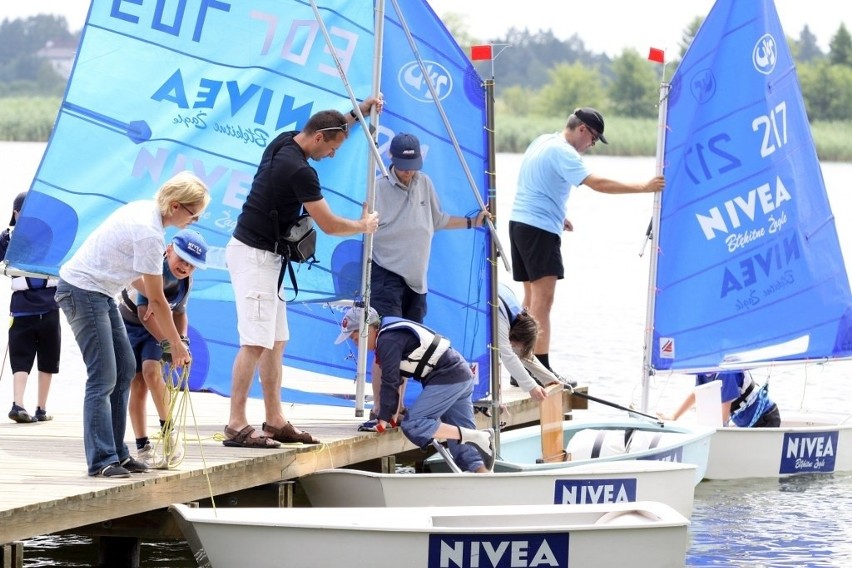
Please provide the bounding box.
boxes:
[232,131,324,252]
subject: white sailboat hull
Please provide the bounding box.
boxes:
[300,460,696,517]
[171,502,689,568]
[427,419,713,485]
[703,412,852,480]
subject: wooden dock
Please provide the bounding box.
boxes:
[0,380,585,565]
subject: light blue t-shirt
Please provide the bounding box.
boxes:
[510,132,591,235]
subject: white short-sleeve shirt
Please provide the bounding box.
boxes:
[59,200,165,297]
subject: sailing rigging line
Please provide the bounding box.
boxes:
[389,0,510,272]
[307,0,389,180]
[160,359,219,510]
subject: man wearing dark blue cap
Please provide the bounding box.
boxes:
[120,229,208,469]
[361,132,489,430]
[509,107,664,379]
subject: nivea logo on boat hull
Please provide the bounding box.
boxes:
[639,447,684,463]
[398,60,453,102]
[779,431,838,474]
[554,478,637,505]
[428,533,569,568]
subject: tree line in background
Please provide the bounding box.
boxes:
[1,13,851,145]
[446,15,852,122]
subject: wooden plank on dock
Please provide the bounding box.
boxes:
[0,386,581,545]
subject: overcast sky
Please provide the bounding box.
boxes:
[2,1,848,57]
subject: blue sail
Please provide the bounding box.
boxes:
[652,0,852,371]
[6,0,491,406]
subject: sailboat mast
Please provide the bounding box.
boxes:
[483,77,502,444]
[640,81,670,413]
[352,0,386,418]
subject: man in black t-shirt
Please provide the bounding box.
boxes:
[223,98,382,448]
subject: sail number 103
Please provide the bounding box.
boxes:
[681,101,789,185]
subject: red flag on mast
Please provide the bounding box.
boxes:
[648,47,665,64]
[470,44,493,61]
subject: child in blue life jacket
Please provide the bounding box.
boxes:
[661,370,780,427]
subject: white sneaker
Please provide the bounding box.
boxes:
[460,427,496,471]
[137,443,156,467]
[161,429,184,469]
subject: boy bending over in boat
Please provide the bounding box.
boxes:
[660,371,781,427]
[120,229,209,468]
[334,305,496,472]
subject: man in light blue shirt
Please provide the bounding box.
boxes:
[509,107,664,375]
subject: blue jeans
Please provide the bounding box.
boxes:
[55,281,135,475]
[402,379,482,472]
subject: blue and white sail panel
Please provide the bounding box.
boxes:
[653,0,852,371]
[8,0,376,401]
[381,0,491,398]
[9,0,490,405]
[291,0,492,403]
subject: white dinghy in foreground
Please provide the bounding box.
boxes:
[300,459,697,517]
[171,502,688,568]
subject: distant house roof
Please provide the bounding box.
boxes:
[37,39,78,80]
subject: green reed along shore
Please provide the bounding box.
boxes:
[3,96,851,162]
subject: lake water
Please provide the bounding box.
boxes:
[4,142,852,566]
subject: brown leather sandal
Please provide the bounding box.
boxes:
[262,421,321,444]
[223,425,281,448]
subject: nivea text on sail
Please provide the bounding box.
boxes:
[133,7,364,138]
[151,69,314,137]
[428,533,568,568]
[720,235,800,298]
[696,176,792,242]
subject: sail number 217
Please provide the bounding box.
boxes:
[752,101,788,158]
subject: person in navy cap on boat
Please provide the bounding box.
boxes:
[361,132,489,430]
[1,191,61,424]
[335,305,496,472]
[509,107,664,384]
[120,229,208,469]
[660,370,781,427]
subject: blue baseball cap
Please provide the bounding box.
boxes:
[389,132,423,171]
[172,229,208,269]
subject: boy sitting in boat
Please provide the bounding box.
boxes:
[661,371,781,427]
[334,305,496,472]
[120,229,209,468]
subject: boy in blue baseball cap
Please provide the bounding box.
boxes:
[119,229,208,468]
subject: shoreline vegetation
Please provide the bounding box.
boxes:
[3,96,852,162]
